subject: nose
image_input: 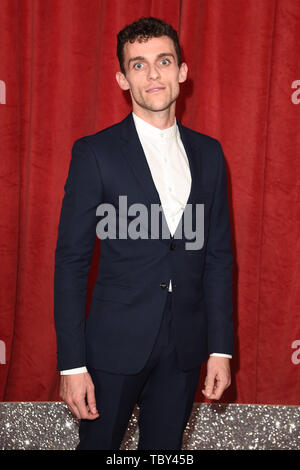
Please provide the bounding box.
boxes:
[147,63,161,81]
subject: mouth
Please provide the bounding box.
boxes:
[146,87,165,94]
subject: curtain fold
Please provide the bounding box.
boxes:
[0,0,299,404]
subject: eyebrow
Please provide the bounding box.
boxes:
[128,52,175,68]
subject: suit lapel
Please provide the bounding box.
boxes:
[120,112,198,244]
[177,120,197,207]
[120,112,161,207]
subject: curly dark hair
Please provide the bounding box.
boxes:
[117,16,182,75]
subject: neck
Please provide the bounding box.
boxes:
[132,105,176,130]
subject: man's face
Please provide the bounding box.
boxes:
[116,35,187,114]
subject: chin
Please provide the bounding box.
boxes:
[145,105,171,113]
[133,94,173,112]
[147,99,173,111]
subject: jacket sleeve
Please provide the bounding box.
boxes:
[202,141,234,356]
[54,138,103,371]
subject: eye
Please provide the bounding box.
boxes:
[134,63,143,70]
[160,58,170,66]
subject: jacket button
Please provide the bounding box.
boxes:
[170,241,176,250]
[160,282,167,289]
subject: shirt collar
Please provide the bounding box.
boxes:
[132,111,177,141]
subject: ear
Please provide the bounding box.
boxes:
[116,71,130,91]
[178,62,188,84]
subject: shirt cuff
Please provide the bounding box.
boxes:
[60,367,88,375]
[210,353,232,358]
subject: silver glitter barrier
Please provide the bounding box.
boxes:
[0,402,299,450]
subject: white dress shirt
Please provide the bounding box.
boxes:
[61,112,231,375]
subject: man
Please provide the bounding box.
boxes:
[54,17,234,450]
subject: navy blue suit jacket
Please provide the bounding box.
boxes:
[54,112,234,374]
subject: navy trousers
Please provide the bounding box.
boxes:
[76,292,202,450]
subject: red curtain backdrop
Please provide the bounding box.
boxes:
[0,0,299,404]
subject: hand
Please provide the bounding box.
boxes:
[202,356,231,400]
[59,372,99,420]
